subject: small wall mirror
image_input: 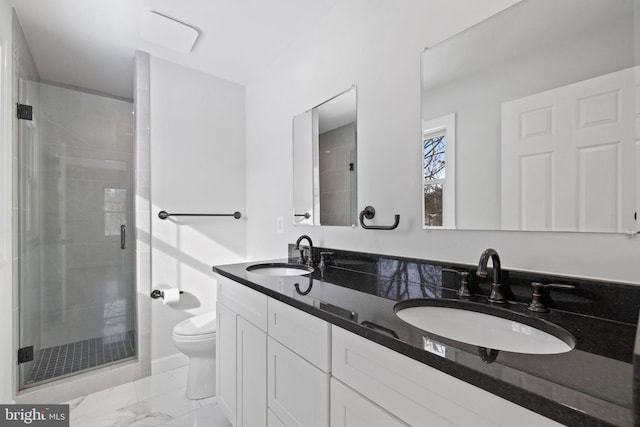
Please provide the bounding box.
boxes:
[293,86,357,226]
[421,0,639,233]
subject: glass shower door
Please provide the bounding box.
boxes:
[17,80,137,388]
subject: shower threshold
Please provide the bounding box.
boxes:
[24,330,137,387]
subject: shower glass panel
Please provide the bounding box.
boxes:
[17,80,136,388]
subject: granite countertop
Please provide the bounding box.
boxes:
[213,248,640,427]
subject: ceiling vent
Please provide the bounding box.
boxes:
[140,10,199,53]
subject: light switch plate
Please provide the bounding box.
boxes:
[276,216,284,233]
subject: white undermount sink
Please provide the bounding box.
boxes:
[246,263,314,276]
[394,300,575,355]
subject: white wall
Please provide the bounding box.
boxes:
[150,57,246,368]
[245,0,640,284]
[0,0,14,403]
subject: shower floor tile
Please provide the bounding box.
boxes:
[27,330,136,384]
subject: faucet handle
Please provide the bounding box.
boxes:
[528,282,576,312]
[442,269,472,298]
[303,247,314,267]
[319,252,334,269]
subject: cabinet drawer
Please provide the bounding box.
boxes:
[267,298,330,372]
[330,378,408,427]
[268,337,329,427]
[217,275,268,331]
[332,327,562,427]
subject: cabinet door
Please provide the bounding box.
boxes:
[217,302,237,425]
[237,317,267,427]
[330,378,408,427]
[267,337,329,427]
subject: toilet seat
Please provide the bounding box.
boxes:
[172,331,216,341]
[173,312,216,339]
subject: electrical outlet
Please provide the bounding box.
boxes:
[276,216,284,233]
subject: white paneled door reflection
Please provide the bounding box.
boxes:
[501,66,638,232]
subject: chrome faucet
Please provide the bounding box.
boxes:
[476,248,506,304]
[295,235,314,266]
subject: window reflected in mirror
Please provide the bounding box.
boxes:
[423,133,445,227]
[422,114,455,229]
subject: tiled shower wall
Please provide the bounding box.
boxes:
[318,122,356,226]
[36,83,135,349]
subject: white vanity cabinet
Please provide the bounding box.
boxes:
[216,275,564,427]
[216,276,268,427]
[216,276,330,427]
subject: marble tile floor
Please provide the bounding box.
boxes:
[65,366,232,427]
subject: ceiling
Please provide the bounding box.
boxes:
[11,0,341,99]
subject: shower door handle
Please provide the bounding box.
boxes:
[120,225,126,250]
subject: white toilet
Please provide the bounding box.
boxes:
[172,312,217,399]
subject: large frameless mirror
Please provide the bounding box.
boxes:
[293,86,357,226]
[421,0,639,233]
